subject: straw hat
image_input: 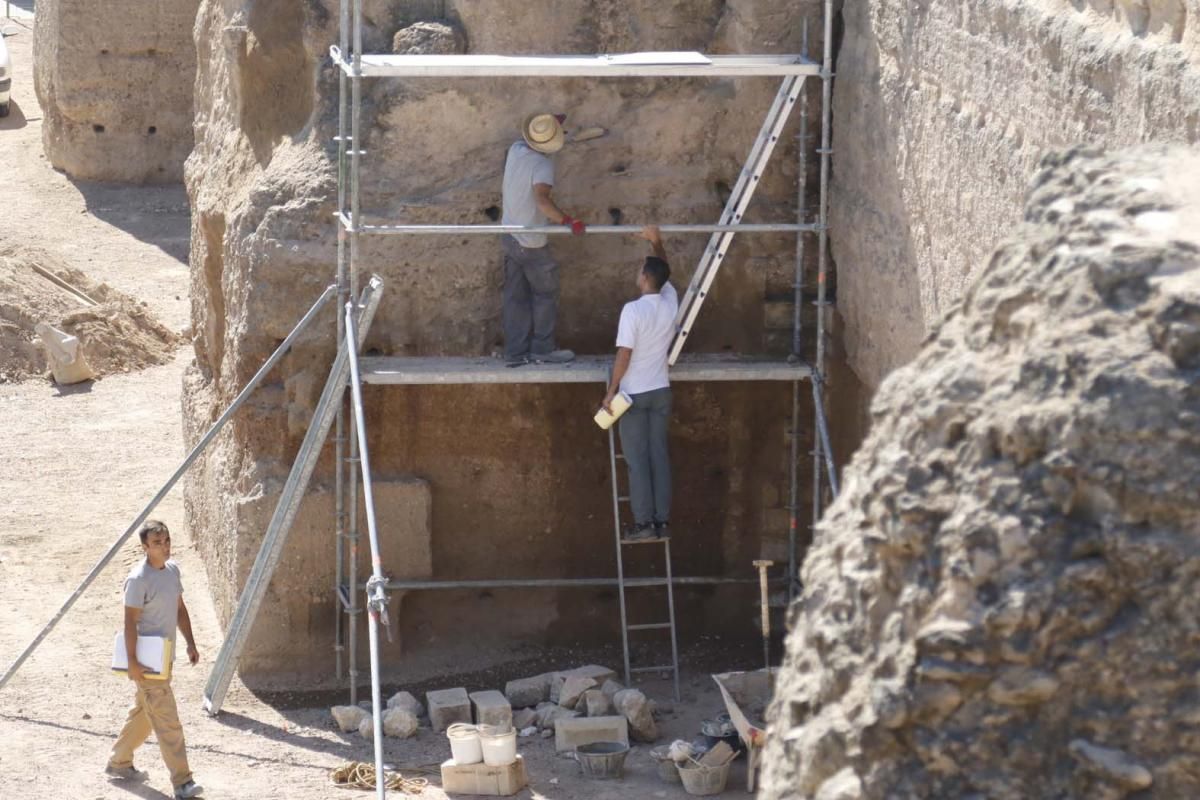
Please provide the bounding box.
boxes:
[522,113,565,154]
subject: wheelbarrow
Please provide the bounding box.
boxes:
[712,669,776,792]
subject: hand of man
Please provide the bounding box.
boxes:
[187,642,199,666]
[562,215,586,236]
[638,224,661,243]
[128,662,146,682]
[600,391,617,414]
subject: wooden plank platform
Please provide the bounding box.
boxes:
[359,354,811,386]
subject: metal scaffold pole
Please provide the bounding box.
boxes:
[788,21,811,601]
[333,0,350,683]
[345,0,365,705]
[811,0,838,531]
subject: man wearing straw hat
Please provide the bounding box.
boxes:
[500,112,586,366]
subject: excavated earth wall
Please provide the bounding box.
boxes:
[182,0,832,682]
[761,145,1200,799]
[835,0,1200,389]
[33,0,200,183]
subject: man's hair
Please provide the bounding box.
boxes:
[642,256,670,290]
[139,519,170,544]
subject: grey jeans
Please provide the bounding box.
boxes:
[619,387,672,526]
[501,235,560,358]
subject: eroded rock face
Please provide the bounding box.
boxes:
[33,0,199,182]
[760,145,1200,799]
[183,0,830,679]
[833,0,1200,388]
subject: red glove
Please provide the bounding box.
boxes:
[562,215,586,236]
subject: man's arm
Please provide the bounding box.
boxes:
[124,605,145,682]
[640,224,667,262]
[603,348,633,412]
[178,596,199,666]
[534,184,585,234]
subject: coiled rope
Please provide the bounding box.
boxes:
[330,761,432,793]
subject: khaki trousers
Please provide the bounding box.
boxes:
[108,678,192,787]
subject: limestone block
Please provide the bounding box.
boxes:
[331,705,367,733]
[470,690,513,730]
[383,708,419,738]
[614,688,658,742]
[535,705,580,731]
[427,688,472,733]
[558,676,597,710]
[512,708,537,730]
[440,755,528,796]
[584,689,614,717]
[554,715,629,752]
[504,674,552,708]
[387,690,425,718]
[600,679,625,701]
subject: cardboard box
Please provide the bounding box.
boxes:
[440,754,528,796]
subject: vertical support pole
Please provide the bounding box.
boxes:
[333,0,350,685]
[345,0,365,707]
[608,427,632,687]
[811,0,835,534]
[787,23,811,601]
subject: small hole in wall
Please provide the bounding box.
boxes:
[147,48,157,56]
[93,124,105,133]
[100,49,109,55]
[608,208,623,225]
[148,126,157,135]
[483,205,500,221]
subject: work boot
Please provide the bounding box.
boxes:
[505,353,530,367]
[654,521,670,540]
[104,765,148,782]
[533,349,575,364]
[623,522,656,542]
[174,779,205,799]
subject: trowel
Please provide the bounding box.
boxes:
[566,126,609,144]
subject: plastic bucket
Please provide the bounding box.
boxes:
[478,725,518,767]
[679,761,732,796]
[447,723,482,765]
[650,746,682,784]
[575,741,630,780]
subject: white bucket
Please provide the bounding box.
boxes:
[593,391,632,430]
[447,723,482,765]
[478,724,518,767]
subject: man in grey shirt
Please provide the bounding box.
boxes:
[106,520,204,799]
[501,112,587,366]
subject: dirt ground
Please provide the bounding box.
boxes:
[0,19,764,800]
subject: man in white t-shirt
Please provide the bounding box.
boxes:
[602,225,678,540]
[500,112,587,366]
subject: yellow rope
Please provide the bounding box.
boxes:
[330,761,432,793]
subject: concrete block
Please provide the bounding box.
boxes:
[513,708,537,730]
[504,673,552,708]
[470,690,513,730]
[427,687,472,733]
[440,755,528,796]
[554,715,630,752]
[559,675,597,710]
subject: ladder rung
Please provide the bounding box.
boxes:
[631,665,674,674]
[621,536,669,546]
[617,495,630,502]
[627,622,672,631]
[624,578,669,587]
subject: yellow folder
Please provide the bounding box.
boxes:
[111,633,173,681]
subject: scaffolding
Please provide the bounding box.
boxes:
[326,3,840,705]
[200,3,838,797]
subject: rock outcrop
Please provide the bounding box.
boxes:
[33,0,199,182]
[183,0,830,679]
[761,145,1200,799]
[833,0,1200,388]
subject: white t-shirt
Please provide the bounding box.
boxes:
[616,282,679,395]
[501,142,555,248]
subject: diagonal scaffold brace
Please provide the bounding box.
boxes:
[202,275,384,716]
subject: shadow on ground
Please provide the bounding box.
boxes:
[68,179,191,264]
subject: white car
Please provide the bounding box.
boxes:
[0,30,10,117]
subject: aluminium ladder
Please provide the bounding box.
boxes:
[608,427,681,702]
[669,73,806,366]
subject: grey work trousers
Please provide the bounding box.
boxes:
[501,235,560,358]
[618,387,672,526]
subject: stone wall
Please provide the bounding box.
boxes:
[760,144,1200,799]
[33,0,199,183]
[833,0,1200,388]
[182,0,833,682]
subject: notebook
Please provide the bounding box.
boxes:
[111,633,173,681]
